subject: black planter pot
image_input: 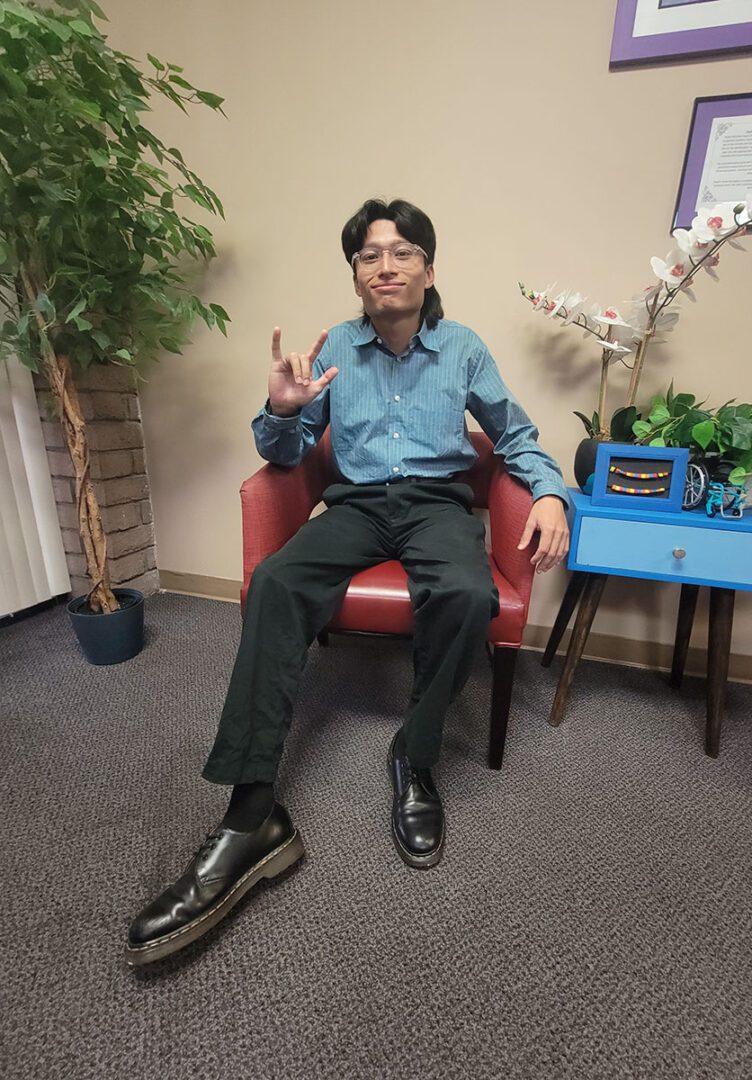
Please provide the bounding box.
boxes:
[67,588,145,665]
[574,437,601,493]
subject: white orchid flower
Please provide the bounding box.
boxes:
[672,228,712,259]
[703,252,721,280]
[556,290,587,324]
[600,341,633,356]
[650,249,690,287]
[691,204,742,242]
[546,290,574,318]
[628,301,679,337]
[591,307,632,328]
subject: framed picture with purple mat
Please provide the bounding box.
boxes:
[672,93,752,231]
[610,0,752,67]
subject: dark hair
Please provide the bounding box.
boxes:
[341,198,444,329]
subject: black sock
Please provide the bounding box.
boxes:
[222,782,274,832]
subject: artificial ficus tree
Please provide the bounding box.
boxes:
[0,0,229,612]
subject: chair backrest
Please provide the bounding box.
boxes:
[307,427,500,508]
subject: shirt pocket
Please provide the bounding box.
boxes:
[411,381,466,456]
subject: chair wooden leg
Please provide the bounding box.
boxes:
[669,583,699,689]
[489,645,518,770]
[542,572,588,667]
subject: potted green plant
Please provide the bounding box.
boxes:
[520,197,750,490]
[0,0,229,662]
[632,385,752,509]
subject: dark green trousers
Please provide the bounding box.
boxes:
[202,480,499,785]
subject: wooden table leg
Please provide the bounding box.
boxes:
[542,572,588,668]
[548,573,608,728]
[669,583,700,689]
[706,587,735,758]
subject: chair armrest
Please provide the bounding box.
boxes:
[487,466,536,610]
[240,441,333,585]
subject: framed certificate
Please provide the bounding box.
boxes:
[672,94,752,231]
[610,0,752,67]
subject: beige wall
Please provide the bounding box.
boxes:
[109,0,752,659]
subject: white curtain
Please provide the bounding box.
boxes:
[0,356,70,618]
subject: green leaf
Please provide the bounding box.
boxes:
[633,421,652,438]
[69,19,96,37]
[159,337,183,353]
[610,406,637,443]
[182,183,212,211]
[649,437,666,447]
[209,302,230,321]
[728,467,748,485]
[114,348,132,361]
[4,2,40,25]
[65,298,87,324]
[33,293,55,321]
[147,53,165,71]
[727,417,752,451]
[91,329,111,350]
[691,420,715,450]
[45,18,73,42]
[87,148,110,168]
[37,179,68,201]
[85,0,109,21]
[573,412,595,436]
[69,97,102,122]
[168,75,194,90]
[648,405,670,425]
[196,90,225,109]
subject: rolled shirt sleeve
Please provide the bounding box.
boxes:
[466,341,569,507]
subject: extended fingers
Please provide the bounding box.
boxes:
[532,526,569,573]
[271,327,283,362]
[308,329,328,364]
[310,366,339,394]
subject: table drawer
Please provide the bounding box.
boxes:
[576,517,752,588]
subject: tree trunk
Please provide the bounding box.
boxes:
[19,265,118,613]
[47,353,118,613]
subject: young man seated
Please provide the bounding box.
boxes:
[126,198,569,966]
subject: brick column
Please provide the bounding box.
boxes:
[35,365,160,599]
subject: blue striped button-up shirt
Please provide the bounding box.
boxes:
[252,318,568,505]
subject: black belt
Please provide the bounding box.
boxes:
[384,474,459,485]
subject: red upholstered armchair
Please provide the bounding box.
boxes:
[240,430,536,770]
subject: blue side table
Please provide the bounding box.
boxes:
[542,489,752,756]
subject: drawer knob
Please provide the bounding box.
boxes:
[673,547,686,560]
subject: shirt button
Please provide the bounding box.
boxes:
[392,466,400,473]
[376,337,382,344]
[394,395,400,401]
[393,432,400,439]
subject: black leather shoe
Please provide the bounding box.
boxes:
[388,731,445,869]
[125,803,304,966]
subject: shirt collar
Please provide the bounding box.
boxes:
[353,319,443,353]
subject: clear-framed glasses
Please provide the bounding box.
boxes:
[351,242,428,271]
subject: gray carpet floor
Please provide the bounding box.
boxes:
[2,592,752,1080]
